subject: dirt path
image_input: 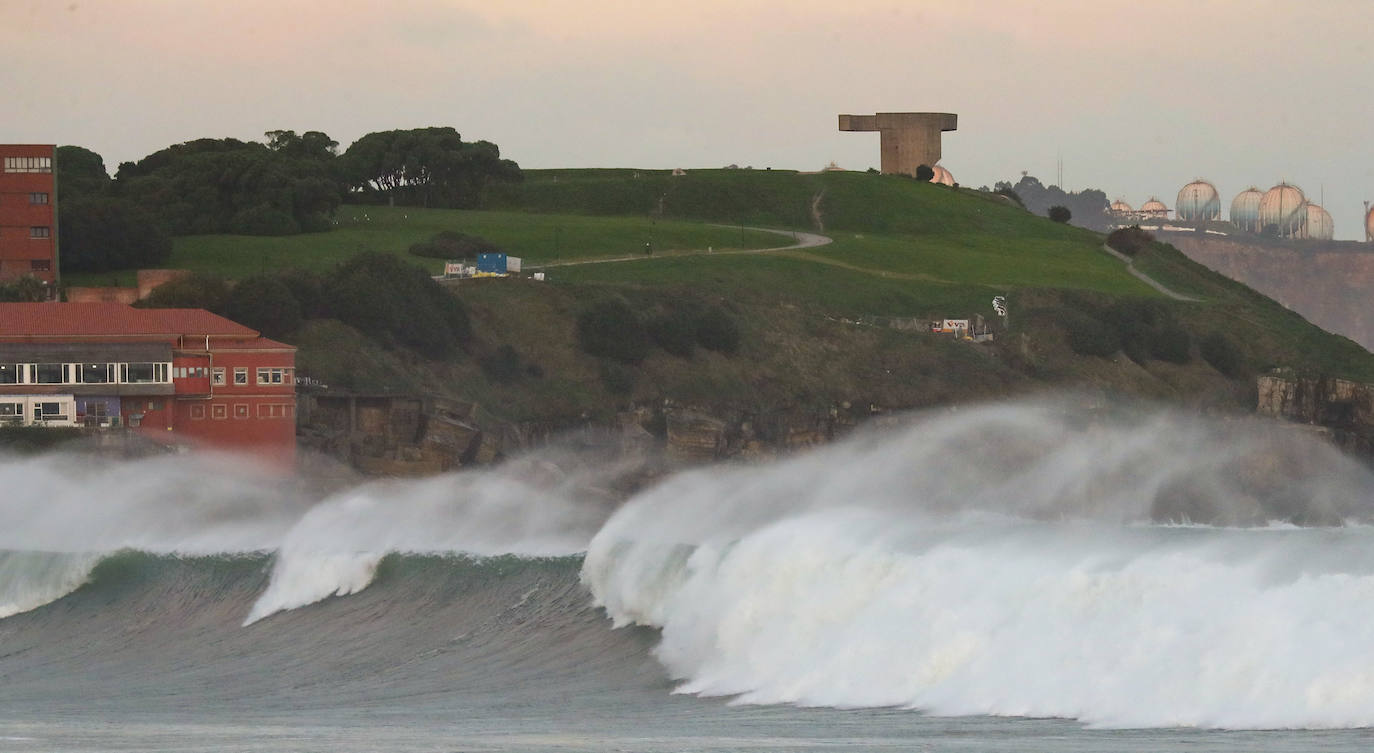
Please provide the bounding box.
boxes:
[528,226,832,269]
[1101,243,1201,301]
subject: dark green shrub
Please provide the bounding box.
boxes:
[1060,309,1119,357]
[1048,205,1071,223]
[481,345,523,382]
[277,268,328,318]
[1200,332,1245,377]
[299,212,334,233]
[230,205,301,236]
[577,299,650,363]
[139,273,231,315]
[599,361,637,395]
[324,252,471,358]
[694,307,741,354]
[1102,300,1190,365]
[647,311,696,357]
[914,165,935,182]
[227,275,302,339]
[408,231,501,260]
[1106,225,1154,257]
[0,276,48,302]
[1151,325,1192,364]
[58,197,172,273]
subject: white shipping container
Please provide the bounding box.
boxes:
[506,256,522,273]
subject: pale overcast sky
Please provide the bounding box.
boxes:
[6,0,1373,238]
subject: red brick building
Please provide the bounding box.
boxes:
[0,303,296,466]
[0,145,57,285]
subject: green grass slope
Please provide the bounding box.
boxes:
[64,206,784,286]
[67,167,1374,432]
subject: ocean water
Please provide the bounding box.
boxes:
[3,400,1374,752]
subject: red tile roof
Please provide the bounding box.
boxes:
[0,303,260,339]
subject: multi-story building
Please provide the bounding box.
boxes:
[0,145,57,285]
[0,303,296,466]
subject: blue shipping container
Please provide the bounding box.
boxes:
[476,253,508,274]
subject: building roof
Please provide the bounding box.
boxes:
[0,303,277,342]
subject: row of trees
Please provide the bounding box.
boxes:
[56,127,522,274]
[140,252,471,359]
[987,175,1110,231]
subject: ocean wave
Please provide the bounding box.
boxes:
[583,400,1374,728]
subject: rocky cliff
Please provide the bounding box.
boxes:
[1164,233,1374,351]
[1256,373,1374,459]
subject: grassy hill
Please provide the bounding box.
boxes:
[72,167,1374,436]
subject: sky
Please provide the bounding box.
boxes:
[6,0,1373,238]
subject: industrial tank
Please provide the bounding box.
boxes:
[1176,180,1221,221]
[1301,203,1334,240]
[1258,183,1307,238]
[1229,188,1263,233]
[1140,198,1168,217]
[930,165,955,186]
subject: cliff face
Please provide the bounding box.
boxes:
[1164,233,1374,351]
[1256,374,1374,459]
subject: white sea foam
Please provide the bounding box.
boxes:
[583,400,1374,729]
[245,453,620,623]
[0,451,307,616]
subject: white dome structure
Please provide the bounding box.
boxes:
[1109,198,1133,213]
[1258,183,1307,238]
[1141,197,1168,217]
[1230,187,1263,233]
[1176,180,1221,221]
[1301,203,1334,240]
[929,165,955,186]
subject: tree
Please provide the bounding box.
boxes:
[323,252,471,358]
[341,127,522,209]
[55,146,111,200]
[576,299,650,363]
[915,164,935,182]
[227,275,303,339]
[1048,205,1072,223]
[58,197,172,273]
[139,274,232,315]
[265,130,339,161]
[115,135,344,235]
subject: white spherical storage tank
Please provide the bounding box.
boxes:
[1176,180,1221,221]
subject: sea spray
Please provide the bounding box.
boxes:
[0,451,305,554]
[583,399,1374,728]
[245,450,627,622]
[0,452,306,616]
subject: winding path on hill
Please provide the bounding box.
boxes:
[527,226,832,269]
[1100,243,1202,302]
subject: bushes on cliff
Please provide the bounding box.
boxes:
[694,307,742,354]
[1106,225,1154,257]
[1200,332,1245,378]
[226,275,302,339]
[139,273,232,315]
[1102,300,1191,365]
[1059,309,1120,357]
[577,299,651,364]
[647,311,697,357]
[326,252,471,358]
[408,230,501,260]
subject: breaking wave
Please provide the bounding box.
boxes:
[5,399,1374,730]
[582,400,1374,728]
